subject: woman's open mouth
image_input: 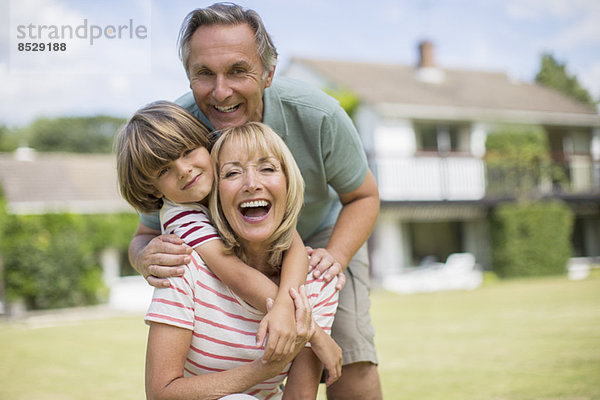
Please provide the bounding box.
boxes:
[239,199,271,221]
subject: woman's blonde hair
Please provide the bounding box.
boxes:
[115,101,213,213]
[209,122,304,271]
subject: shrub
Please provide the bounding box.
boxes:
[0,210,138,310]
[491,200,573,278]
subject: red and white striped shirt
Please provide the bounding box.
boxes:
[159,199,220,248]
[148,201,339,399]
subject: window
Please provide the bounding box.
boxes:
[414,121,469,154]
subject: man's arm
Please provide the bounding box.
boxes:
[128,222,192,288]
[309,169,380,279]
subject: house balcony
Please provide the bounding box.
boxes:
[373,155,600,202]
[374,155,486,201]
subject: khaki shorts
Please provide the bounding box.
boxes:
[305,227,378,366]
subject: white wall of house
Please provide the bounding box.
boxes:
[462,219,491,268]
[582,217,600,258]
[371,214,412,280]
[280,63,329,88]
[353,105,378,157]
[592,128,600,161]
[470,123,488,158]
[373,119,416,157]
[101,247,152,311]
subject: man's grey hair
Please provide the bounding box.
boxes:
[177,2,278,80]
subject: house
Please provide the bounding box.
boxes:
[0,147,131,215]
[282,41,600,282]
[0,149,152,312]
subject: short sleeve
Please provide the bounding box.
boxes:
[160,201,220,248]
[140,211,161,232]
[322,107,368,195]
[145,261,197,330]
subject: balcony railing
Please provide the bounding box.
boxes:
[374,155,600,202]
[374,156,486,201]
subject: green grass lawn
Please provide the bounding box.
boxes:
[1,273,599,400]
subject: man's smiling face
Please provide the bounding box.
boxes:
[187,23,275,130]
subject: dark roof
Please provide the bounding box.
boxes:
[0,149,134,214]
[289,58,600,126]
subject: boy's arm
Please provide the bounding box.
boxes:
[195,239,278,311]
[271,231,309,324]
[260,231,308,361]
[277,230,309,297]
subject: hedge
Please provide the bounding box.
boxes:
[490,200,573,278]
[0,205,139,310]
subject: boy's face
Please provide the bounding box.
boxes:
[152,147,213,204]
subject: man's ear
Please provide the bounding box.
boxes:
[265,66,276,88]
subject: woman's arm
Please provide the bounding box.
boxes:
[281,347,322,399]
[146,323,285,400]
[145,286,314,400]
[309,326,342,386]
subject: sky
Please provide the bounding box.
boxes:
[1,0,599,128]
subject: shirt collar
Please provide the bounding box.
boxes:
[262,81,288,138]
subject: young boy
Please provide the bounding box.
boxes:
[115,101,341,380]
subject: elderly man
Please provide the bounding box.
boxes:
[129,3,382,399]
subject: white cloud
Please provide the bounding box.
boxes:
[551,6,600,49]
[9,0,151,74]
[1,0,161,126]
[505,0,597,20]
[575,61,600,100]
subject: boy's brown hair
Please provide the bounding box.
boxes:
[115,101,212,213]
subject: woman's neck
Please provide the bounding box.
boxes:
[243,242,271,275]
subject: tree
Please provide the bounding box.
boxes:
[24,115,126,153]
[484,125,560,198]
[535,52,596,107]
[324,87,360,118]
[0,124,20,152]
